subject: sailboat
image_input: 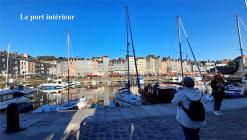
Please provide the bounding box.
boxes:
[58,32,89,110]
[140,16,209,104]
[114,6,142,107]
[175,16,209,93]
[33,32,92,112]
[224,16,245,98]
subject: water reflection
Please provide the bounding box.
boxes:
[30,86,140,109]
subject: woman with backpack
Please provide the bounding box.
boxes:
[210,74,226,116]
[172,77,206,140]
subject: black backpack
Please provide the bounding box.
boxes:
[179,93,205,122]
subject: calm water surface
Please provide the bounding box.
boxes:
[31,86,140,109]
[30,82,208,109]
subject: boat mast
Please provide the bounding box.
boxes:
[126,6,131,91]
[177,16,184,78]
[5,43,10,88]
[126,6,141,90]
[236,15,245,77]
[177,16,208,92]
[67,32,70,104]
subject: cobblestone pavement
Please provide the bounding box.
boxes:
[80,107,247,140]
[1,98,247,140]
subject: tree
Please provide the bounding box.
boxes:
[216,59,239,74]
[37,56,57,61]
[227,60,239,71]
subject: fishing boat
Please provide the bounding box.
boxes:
[114,6,141,107]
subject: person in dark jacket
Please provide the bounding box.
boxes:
[210,74,226,116]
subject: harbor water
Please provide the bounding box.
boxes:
[30,86,140,109]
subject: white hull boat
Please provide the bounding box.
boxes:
[33,97,91,113]
[224,84,243,98]
[114,88,141,107]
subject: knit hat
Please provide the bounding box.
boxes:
[182,76,195,88]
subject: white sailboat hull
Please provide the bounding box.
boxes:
[114,88,142,107]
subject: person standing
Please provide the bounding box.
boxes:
[172,77,206,140]
[210,74,226,116]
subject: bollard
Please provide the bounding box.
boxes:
[6,103,23,133]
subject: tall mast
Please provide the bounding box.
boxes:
[127,6,141,90]
[126,6,130,90]
[177,16,208,92]
[67,32,70,103]
[5,43,10,88]
[177,16,184,78]
[236,15,245,77]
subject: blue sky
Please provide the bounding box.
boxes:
[0,0,247,60]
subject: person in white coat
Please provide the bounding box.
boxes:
[172,77,206,140]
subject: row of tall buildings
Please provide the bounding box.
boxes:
[0,51,230,78]
[0,52,51,77]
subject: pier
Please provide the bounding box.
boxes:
[1,98,247,140]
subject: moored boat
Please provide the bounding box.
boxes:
[114,6,142,107]
[9,84,37,95]
[223,16,247,99]
[140,83,178,104]
[140,16,209,104]
[224,84,243,98]
[0,89,30,110]
[34,32,93,112]
[115,87,141,107]
[32,96,92,112]
[39,79,67,93]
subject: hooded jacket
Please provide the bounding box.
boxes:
[172,87,206,128]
